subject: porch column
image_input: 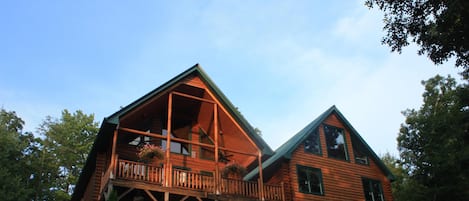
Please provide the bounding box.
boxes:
[165,92,173,187]
[213,103,220,194]
[258,151,265,201]
[111,128,118,178]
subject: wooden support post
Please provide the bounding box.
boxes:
[165,93,173,187]
[117,187,134,201]
[103,183,113,201]
[144,189,158,201]
[213,103,220,195]
[258,151,265,201]
[164,192,169,201]
[111,129,118,178]
[114,154,119,179]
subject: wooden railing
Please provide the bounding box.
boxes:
[263,182,284,201]
[220,178,284,200]
[173,169,215,192]
[117,159,164,184]
[221,178,259,198]
[115,159,284,200]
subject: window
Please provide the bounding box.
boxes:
[323,124,349,161]
[199,128,215,160]
[296,165,324,195]
[128,135,151,146]
[304,129,321,155]
[354,147,369,165]
[362,178,384,201]
[162,129,190,155]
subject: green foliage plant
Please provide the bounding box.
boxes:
[397,75,469,201]
[366,0,469,78]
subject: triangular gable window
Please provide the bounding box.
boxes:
[304,128,322,155]
[354,146,369,165]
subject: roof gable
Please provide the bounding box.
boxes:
[72,64,275,201]
[105,64,273,154]
[245,105,395,181]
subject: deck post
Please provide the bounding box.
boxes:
[165,92,173,187]
[111,128,118,178]
[281,182,286,201]
[258,151,265,201]
[213,103,220,195]
[114,154,118,179]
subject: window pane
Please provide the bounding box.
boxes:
[297,165,323,195]
[297,168,309,193]
[305,129,321,155]
[372,181,384,201]
[162,129,190,155]
[354,147,369,165]
[362,178,384,201]
[308,171,322,194]
[324,125,348,160]
[362,179,373,201]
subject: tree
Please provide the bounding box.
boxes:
[0,109,43,200]
[27,137,62,201]
[397,75,469,201]
[0,109,30,201]
[381,153,404,200]
[381,153,429,201]
[365,0,469,78]
[39,110,99,200]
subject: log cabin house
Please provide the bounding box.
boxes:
[72,64,394,201]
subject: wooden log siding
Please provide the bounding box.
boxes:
[93,153,105,201]
[82,171,96,201]
[265,163,291,201]
[284,114,393,201]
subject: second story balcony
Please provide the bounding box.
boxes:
[107,158,284,201]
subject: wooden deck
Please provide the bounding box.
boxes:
[114,159,284,200]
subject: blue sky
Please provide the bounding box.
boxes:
[0,0,461,156]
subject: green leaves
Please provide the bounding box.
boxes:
[366,0,469,79]
[0,108,99,200]
[396,75,469,201]
[0,109,38,201]
[40,109,99,198]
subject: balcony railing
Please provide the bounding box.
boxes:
[117,159,164,184]
[114,159,284,200]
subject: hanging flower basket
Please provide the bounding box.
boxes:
[222,162,247,179]
[137,144,164,163]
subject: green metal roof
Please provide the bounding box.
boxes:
[245,105,395,181]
